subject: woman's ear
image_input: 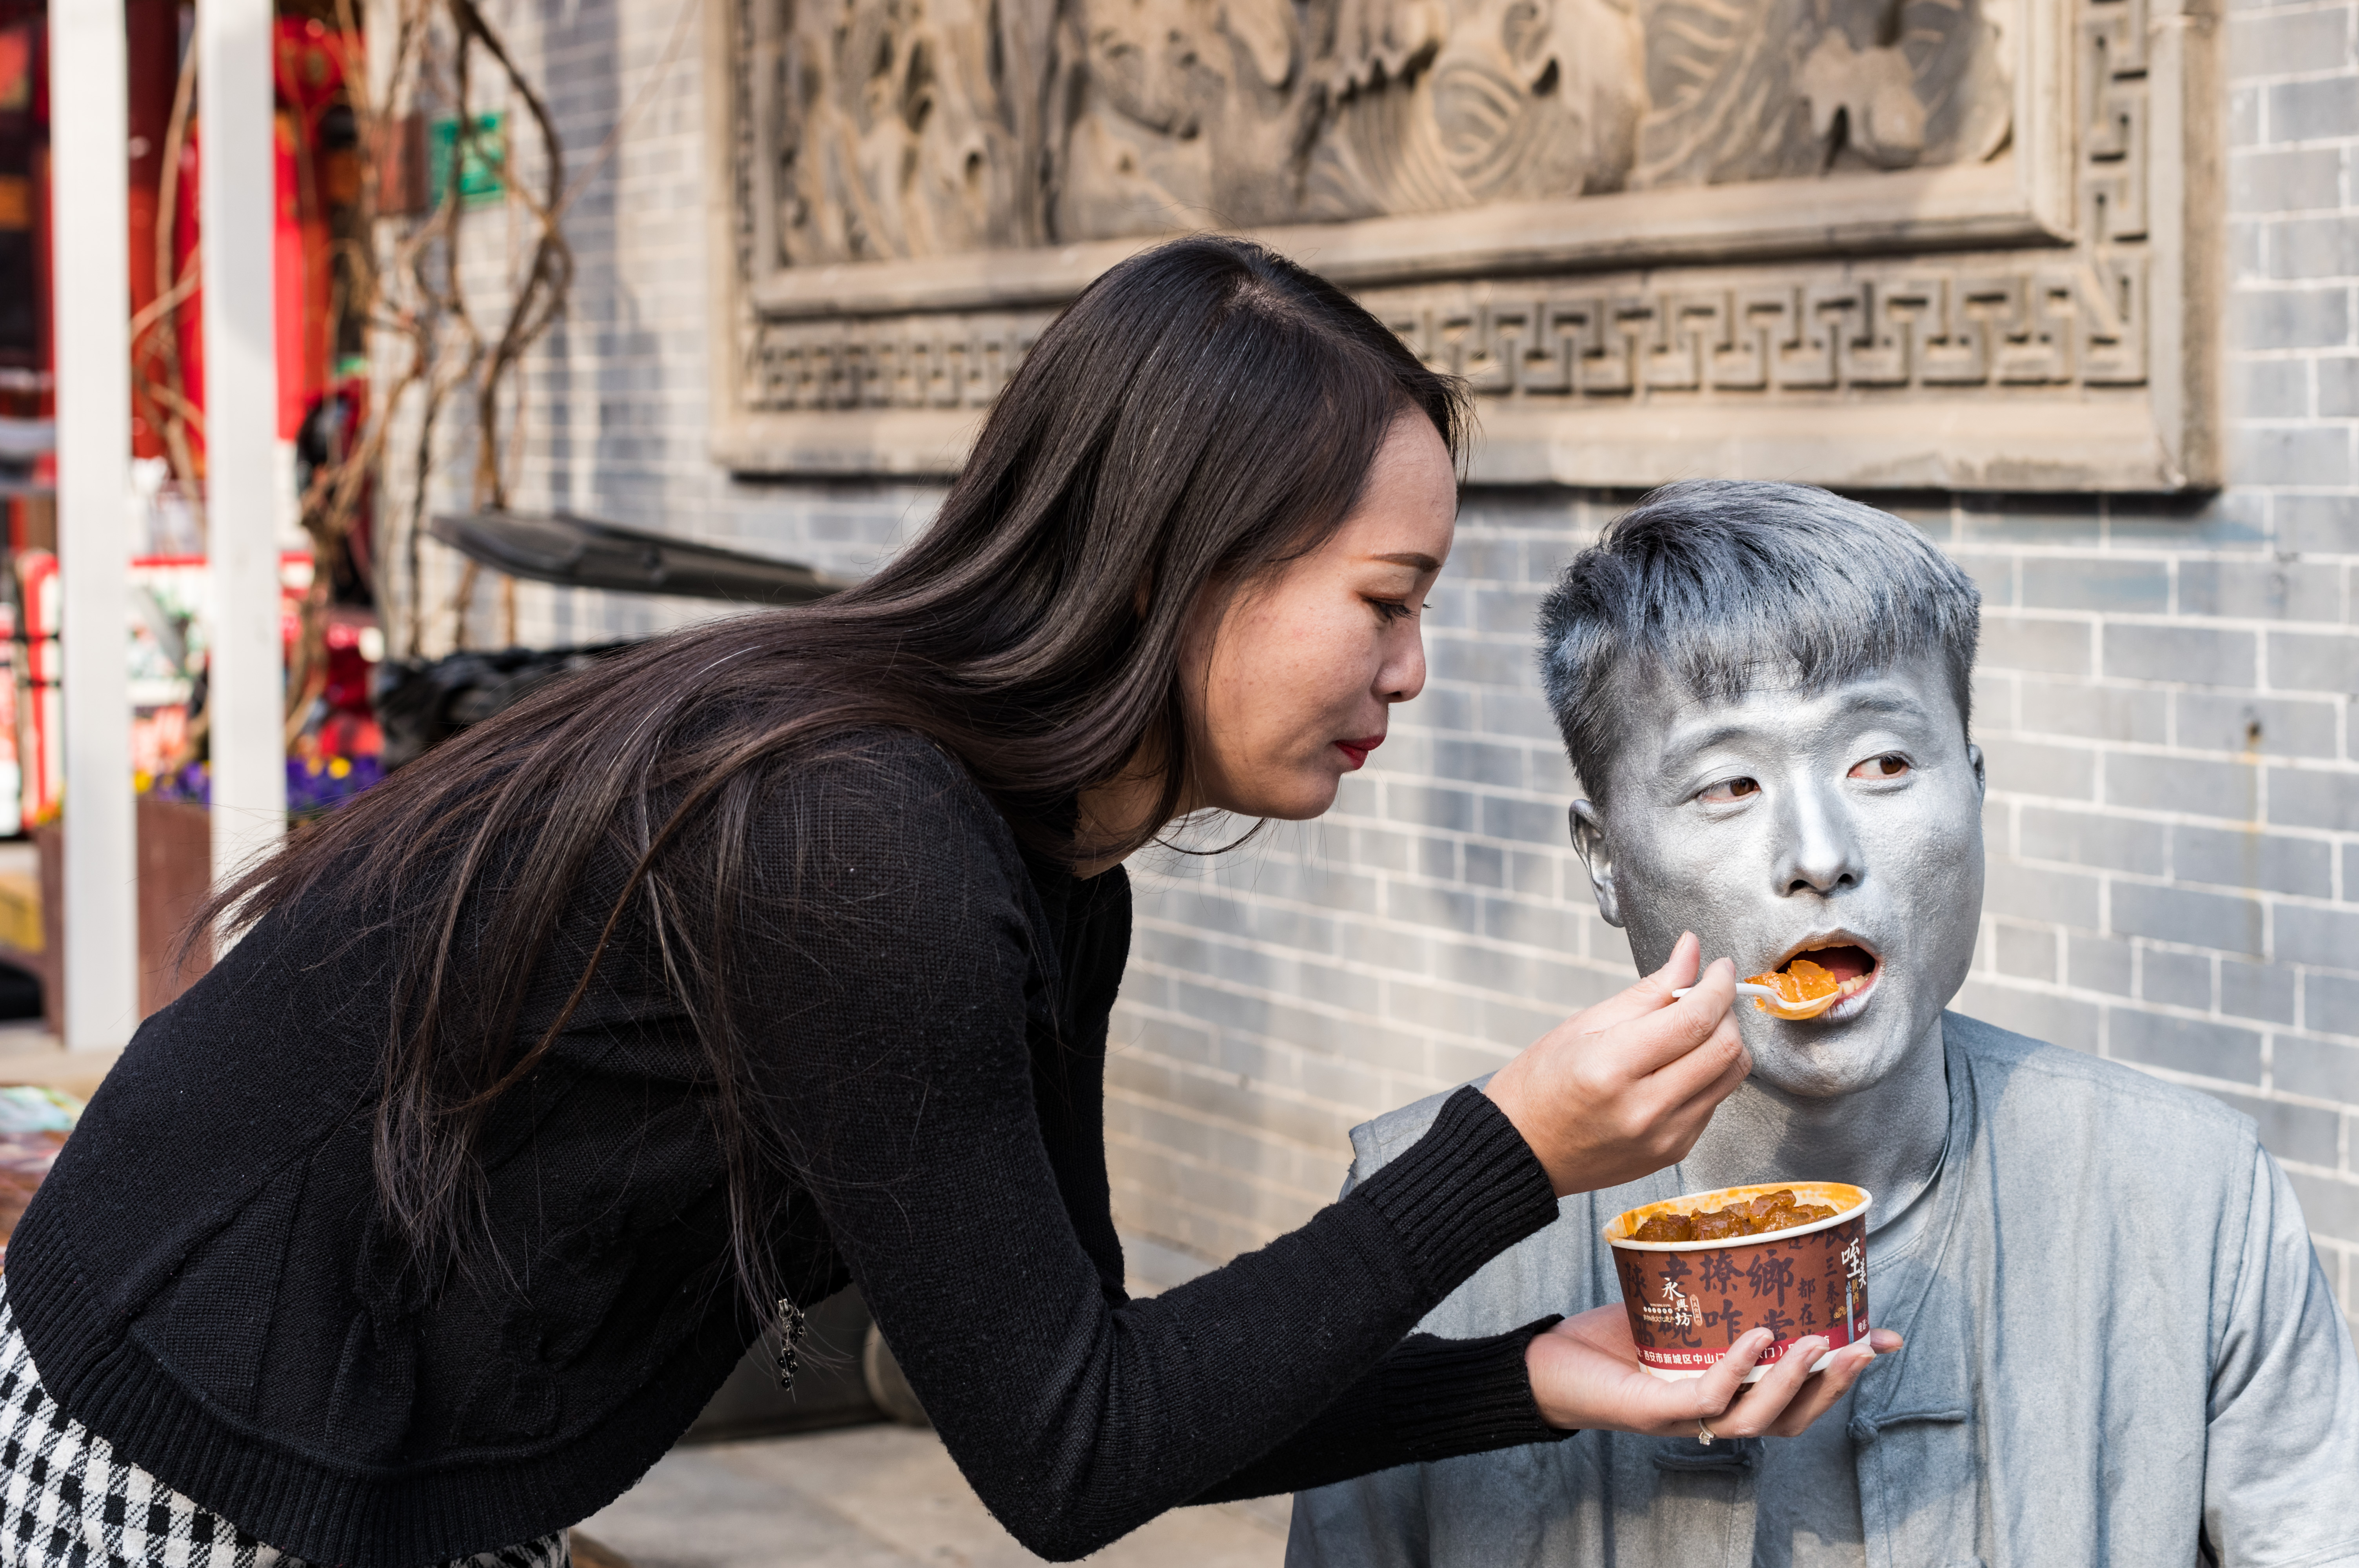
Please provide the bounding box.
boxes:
[1568,800,1623,928]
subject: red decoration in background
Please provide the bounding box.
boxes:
[272,17,349,442]
[273,17,353,122]
[171,122,201,433]
[311,617,382,764]
[125,0,175,458]
[152,17,364,458]
[0,8,50,419]
[274,110,310,441]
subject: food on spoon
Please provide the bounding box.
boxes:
[1627,1189,1842,1243]
[1743,953,1873,1019]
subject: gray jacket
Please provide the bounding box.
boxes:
[1289,1014,2359,1568]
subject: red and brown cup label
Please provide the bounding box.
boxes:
[1607,1184,1870,1376]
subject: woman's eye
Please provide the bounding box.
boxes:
[1698,777,1761,804]
[1849,753,1910,780]
[1368,597,1417,622]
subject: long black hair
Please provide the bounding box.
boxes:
[202,235,1468,1316]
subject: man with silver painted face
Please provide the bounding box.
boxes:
[1289,482,2359,1568]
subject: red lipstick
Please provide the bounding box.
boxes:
[1336,735,1384,769]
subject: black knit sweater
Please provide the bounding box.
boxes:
[9,733,1568,1566]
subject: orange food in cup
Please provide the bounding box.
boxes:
[1627,1189,1842,1243]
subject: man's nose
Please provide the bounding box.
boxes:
[1771,782,1864,897]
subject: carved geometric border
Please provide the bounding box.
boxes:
[707,0,2220,490]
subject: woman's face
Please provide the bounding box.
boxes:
[1181,414,1458,821]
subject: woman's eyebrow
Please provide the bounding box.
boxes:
[1368,552,1442,571]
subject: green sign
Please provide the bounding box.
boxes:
[427,113,507,209]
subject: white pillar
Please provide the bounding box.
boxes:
[199,0,286,885]
[49,0,140,1048]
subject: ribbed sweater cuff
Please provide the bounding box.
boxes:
[1389,1318,1574,1462]
[1354,1085,1559,1298]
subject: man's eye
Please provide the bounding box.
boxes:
[1849,753,1910,779]
[1698,777,1761,804]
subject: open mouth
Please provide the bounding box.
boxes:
[1746,940,1881,1020]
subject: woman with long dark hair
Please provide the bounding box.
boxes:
[2,238,1881,1568]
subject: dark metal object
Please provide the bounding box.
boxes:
[429,510,854,605]
[371,642,637,769]
[376,515,853,769]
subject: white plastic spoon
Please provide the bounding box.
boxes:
[1672,983,1787,1002]
[1671,979,1849,1020]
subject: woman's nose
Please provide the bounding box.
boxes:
[1383,637,1427,704]
[1771,781,1864,897]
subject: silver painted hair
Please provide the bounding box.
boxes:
[1537,481,1982,800]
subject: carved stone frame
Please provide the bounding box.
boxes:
[705,0,2220,490]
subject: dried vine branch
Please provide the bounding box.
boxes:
[125,0,590,685]
[129,38,203,506]
[445,0,571,514]
[280,0,578,661]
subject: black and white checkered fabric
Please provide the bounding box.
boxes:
[0,1282,569,1568]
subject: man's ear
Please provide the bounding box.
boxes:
[1967,741,1986,803]
[1568,800,1623,928]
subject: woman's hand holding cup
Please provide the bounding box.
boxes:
[1483,931,1749,1196]
[1524,1307,1905,1439]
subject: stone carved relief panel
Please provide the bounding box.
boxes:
[743,261,2142,414]
[754,0,2015,259]
[709,0,2218,489]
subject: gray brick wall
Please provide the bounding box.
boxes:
[403,0,2359,1329]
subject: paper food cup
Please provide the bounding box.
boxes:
[1604,1182,1871,1383]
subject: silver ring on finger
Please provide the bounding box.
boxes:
[1697,1418,1715,1446]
